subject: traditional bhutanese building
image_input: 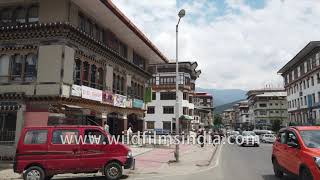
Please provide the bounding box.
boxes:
[0,0,168,151]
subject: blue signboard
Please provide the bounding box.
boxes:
[133,99,144,109]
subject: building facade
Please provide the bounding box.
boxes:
[247,89,288,129]
[193,92,214,129]
[0,0,168,150]
[221,108,235,128]
[278,41,320,125]
[145,62,201,134]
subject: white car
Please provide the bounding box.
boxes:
[240,131,260,147]
[261,134,276,143]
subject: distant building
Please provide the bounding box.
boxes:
[193,92,214,129]
[231,100,250,129]
[247,89,288,129]
[221,108,236,128]
[145,62,201,134]
[278,41,320,125]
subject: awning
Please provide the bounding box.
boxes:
[179,115,193,120]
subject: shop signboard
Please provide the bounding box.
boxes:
[71,84,82,97]
[113,94,126,108]
[81,86,102,102]
[133,99,144,109]
[102,91,114,105]
[126,98,132,108]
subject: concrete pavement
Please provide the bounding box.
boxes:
[146,143,297,180]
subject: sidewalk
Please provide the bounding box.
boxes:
[126,144,217,178]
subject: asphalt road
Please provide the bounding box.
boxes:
[150,143,297,180]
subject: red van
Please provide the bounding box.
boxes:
[13,126,134,180]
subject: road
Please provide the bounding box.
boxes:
[148,143,296,180]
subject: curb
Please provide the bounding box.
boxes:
[133,148,154,157]
[196,144,220,167]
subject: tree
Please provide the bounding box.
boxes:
[272,119,281,132]
[214,113,223,125]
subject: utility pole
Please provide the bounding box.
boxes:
[175,9,185,162]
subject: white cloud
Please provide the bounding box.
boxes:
[112,0,320,90]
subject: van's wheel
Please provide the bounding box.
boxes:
[272,159,283,178]
[300,167,313,180]
[23,166,45,180]
[104,162,122,180]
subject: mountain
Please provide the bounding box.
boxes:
[196,88,247,106]
[214,99,245,114]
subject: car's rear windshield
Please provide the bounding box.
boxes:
[243,132,255,136]
[300,130,320,148]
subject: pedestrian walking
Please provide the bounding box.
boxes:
[198,126,205,148]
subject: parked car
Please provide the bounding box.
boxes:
[272,126,320,180]
[261,134,276,143]
[229,131,240,143]
[240,131,259,147]
[14,126,134,180]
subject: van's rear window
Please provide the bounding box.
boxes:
[24,130,48,144]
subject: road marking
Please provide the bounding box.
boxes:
[132,143,224,180]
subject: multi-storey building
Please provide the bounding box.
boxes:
[221,108,235,128]
[193,92,214,129]
[247,89,288,129]
[145,62,201,134]
[0,0,168,149]
[231,100,250,129]
[278,41,320,125]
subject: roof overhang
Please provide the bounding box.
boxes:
[278,41,320,74]
[72,0,168,64]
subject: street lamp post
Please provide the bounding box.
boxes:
[175,9,185,162]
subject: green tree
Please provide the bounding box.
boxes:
[272,119,281,132]
[214,114,223,125]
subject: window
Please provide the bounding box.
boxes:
[160,92,176,100]
[79,14,86,32]
[24,53,37,81]
[152,92,156,100]
[82,62,89,86]
[278,132,286,144]
[27,6,38,23]
[146,121,155,129]
[311,76,315,86]
[183,93,187,100]
[24,130,48,144]
[159,76,175,85]
[183,107,188,115]
[119,42,128,58]
[259,103,267,107]
[52,130,79,144]
[11,54,23,81]
[84,129,107,145]
[74,59,82,85]
[14,7,26,23]
[90,64,97,88]
[163,122,171,131]
[147,106,155,114]
[163,106,174,114]
[287,131,298,145]
[1,8,12,24]
[97,68,104,90]
[0,55,10,83]
[133,52,145,69]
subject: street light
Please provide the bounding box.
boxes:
[175,9,185,162]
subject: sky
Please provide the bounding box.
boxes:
[112,0,320,90]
